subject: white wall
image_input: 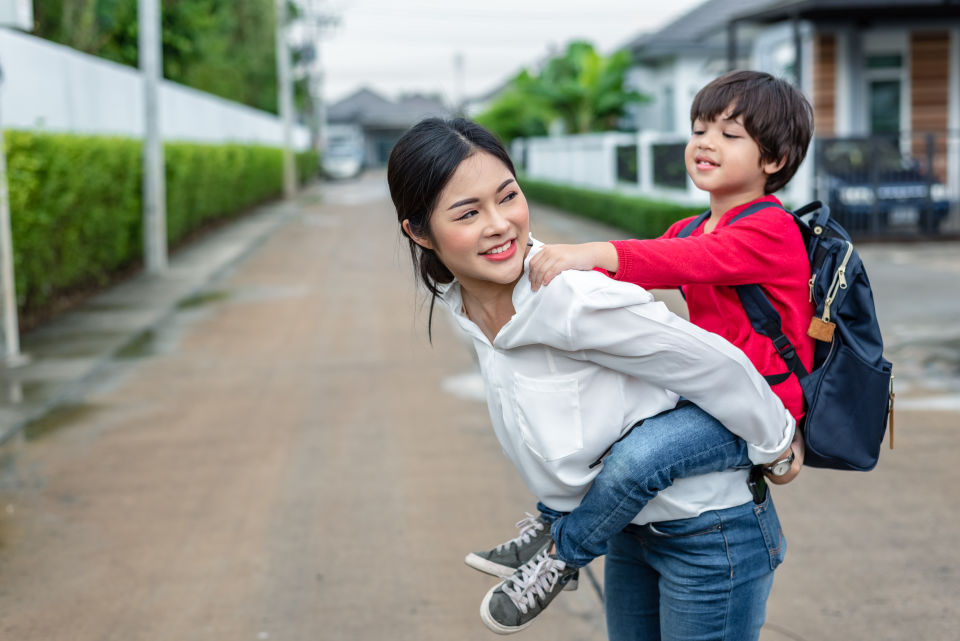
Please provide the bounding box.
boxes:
[519,128,812,209]
[0,27,310,149]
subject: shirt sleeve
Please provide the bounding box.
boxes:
[611,208,799,290]
[534,273,795,464]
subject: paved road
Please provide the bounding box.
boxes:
[0,172,957,640]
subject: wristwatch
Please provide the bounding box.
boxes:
[765,451,796,477]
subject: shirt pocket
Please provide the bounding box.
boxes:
[513,372,583,462]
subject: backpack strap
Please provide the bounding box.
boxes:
[726,201,809,382]
[735,284,810,382]
[675,211,711,300]
[677,211,711,239]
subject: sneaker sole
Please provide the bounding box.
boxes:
[464,553,517,578]
[464,553,579,591]
[479,582,534,635]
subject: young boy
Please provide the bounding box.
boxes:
[469,70,815,632]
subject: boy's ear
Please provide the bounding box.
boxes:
[762,155,787,176]
[402,219,434,250]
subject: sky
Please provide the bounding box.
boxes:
[313,0,706,106]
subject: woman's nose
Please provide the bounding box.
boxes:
[486,208,511,233]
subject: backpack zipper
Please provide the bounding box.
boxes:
[821,241,854,323]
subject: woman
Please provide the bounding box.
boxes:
[388,117,792,641]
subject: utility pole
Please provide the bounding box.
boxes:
[0,0,33,368]
[303,1,339,154]
[139,0,167,273]
[276,0,296,198]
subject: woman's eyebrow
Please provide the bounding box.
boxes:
[446,178,516,210]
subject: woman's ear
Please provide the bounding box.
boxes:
[402,219,434,250]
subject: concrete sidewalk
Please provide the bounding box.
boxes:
[0,197,303,445]
[0,172,956,640]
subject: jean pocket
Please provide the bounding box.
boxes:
[753,495,786,570]
[646,517,722,540]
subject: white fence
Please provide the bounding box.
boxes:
[513,131,813,208]
[0,27,310,149]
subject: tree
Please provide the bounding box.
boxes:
[475,41,646,143]
[31,0,281,114]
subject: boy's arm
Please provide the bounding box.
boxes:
[613,211,800,289]
[528,242,619,291]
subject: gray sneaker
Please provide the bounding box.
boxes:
[479,551,579,635]
[464,513,552,577]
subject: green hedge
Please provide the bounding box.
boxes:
[520,176,707,239]
[4,130,320,316]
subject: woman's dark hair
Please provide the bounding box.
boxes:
[387,117,516,338]
[691,70,814,194]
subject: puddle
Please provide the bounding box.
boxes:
[23,403,102,441]
[177,290,230,309]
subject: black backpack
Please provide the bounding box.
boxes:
[677,201,894,471]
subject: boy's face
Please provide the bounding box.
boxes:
[685,106,784,201]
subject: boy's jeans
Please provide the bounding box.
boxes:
[539,402,754,568]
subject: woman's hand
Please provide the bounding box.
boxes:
[764,430,805,485]
[528,242,619,291]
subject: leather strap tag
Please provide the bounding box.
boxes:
[807,317,836,342]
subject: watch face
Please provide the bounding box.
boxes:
[772,460,791,476]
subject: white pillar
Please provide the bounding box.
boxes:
[276,0,296,198]
[139,0,167,274]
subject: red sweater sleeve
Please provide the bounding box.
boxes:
[611,202,803,290]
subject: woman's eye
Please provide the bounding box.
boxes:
[456,210,478,221]
[500,191,518,204]
[692,130,704,135]
[723,132,741,139]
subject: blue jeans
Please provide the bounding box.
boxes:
[603,494,785,641]
[548,402,753,567]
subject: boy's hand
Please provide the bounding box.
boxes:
[528,242,619,291]
[764,430,805,485]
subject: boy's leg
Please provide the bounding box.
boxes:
[551,403,751,567]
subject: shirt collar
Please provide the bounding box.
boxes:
[439,233,543,338]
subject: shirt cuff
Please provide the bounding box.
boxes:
[745,410,796,465]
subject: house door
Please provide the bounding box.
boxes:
[868,78,901,135]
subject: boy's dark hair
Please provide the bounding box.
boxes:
[691,70,813,194]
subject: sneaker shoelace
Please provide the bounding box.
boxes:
[495,513,545,553]
[501,551,566,614]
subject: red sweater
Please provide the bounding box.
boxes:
[609,195,814,422]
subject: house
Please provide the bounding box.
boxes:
[730,0,960,233]
[521,0,959,235]
[325,88,450,168]
[621,0,774,135]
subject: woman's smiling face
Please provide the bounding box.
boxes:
[419,151,530,291]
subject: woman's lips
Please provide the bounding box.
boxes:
[481,239,517,262]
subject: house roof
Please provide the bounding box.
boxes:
[327,87,450,129]
[732,0,960,23]
[623,0,774,59]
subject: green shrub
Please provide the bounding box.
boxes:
[520,176,706,239]
[4,130,316,318]
[295,149,320,184]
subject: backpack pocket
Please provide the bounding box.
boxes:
[801,342,892,471]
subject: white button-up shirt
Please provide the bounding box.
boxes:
[441,239,795,525]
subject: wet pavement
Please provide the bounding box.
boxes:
[0,171,957,640]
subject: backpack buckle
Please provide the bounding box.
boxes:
[771,335,797,363]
